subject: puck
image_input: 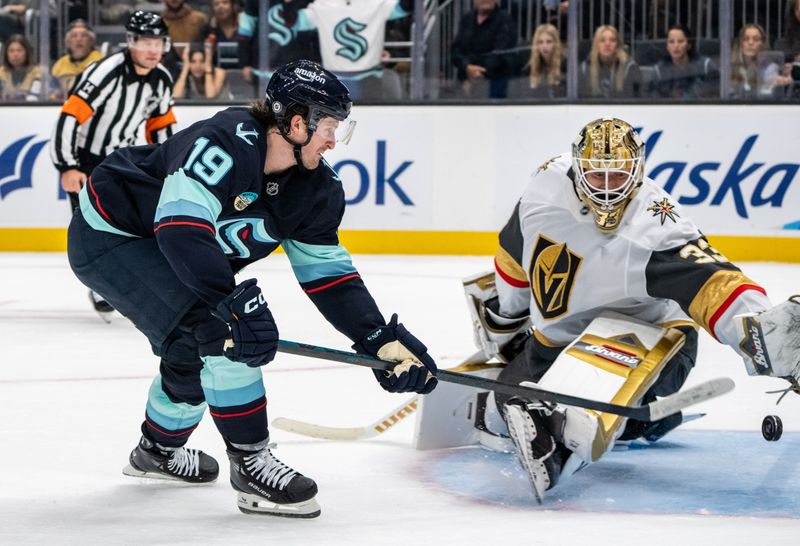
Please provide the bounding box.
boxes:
[762,415,783,441]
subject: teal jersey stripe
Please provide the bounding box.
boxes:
[203,378,266,407]
[201,355,264,392]
[145,376,207,430]
[295,9,316,31]
[155,198,216,225]
[157,169,223,225]
[79,187,138,238]
[291,259,358,283]
[238,12,257,36]
[389,4,410,19]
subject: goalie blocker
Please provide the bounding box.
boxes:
[414,313,698,497]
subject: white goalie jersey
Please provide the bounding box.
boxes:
[493,153,771,361]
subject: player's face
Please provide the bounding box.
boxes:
[597,30,618,62]
[585,170,629,191]
[535,32,555,60]
[129,37,165,70]
[301,117,338,170]
[6,42,26,68]
[741,28,763,59]
[666,29,689,62]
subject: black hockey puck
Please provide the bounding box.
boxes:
[762,415,783,441]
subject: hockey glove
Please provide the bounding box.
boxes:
[464,271,531,362]
[213,279,279,367]
[354,314,438,394]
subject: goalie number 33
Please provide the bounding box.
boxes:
[679,237,729,264]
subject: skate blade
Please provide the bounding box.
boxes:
[504,405,549,504]
[237,493,321,518]
[122,464,216,484]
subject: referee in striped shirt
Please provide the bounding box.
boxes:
[50,11,176,212]
[50,11,176,315]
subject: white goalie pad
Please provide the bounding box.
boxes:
[736,296,800,384]
[463,270,531,363]
[536,312,686,464]
[412,364,512,452]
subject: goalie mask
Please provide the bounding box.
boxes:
[571,118,645,232]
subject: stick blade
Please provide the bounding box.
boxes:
[648,377,735,422]
[271,417,375,441]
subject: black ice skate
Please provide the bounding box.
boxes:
[122,435,219,483]
[228,445,320,518]
[89,290,114,323]
[504,399,564,503]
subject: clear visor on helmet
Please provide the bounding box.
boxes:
[575,156,642,208]
[313,116,357,146]
[126,32,171,54]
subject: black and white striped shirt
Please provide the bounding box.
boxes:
[50,50,176,172]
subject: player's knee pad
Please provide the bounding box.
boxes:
[532,312,686,464]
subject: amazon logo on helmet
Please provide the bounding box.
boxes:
[293,67,327,85]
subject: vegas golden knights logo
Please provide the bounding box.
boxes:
[529,235,582,319]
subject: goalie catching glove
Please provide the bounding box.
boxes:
[354,314,438,394]
[213,279,279,367]
[737,296,800,394]
[463,271,531,362]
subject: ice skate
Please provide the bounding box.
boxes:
[228,444,320,518]
[89,290,114,323]
[504,399,563,503]
[122,435,219,483]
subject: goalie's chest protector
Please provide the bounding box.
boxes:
[517,155,694,344]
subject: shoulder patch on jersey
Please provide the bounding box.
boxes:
[646,197,680,225]
[536,156,559,175]
[234,191,259,211]
[236,122,259,146]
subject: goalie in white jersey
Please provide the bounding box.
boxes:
[467,117,800,501]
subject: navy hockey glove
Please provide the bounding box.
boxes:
[354,314,438,394]
[213,279,278,367]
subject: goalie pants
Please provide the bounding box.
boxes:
[494,326,698,410]
[67,208,270,449]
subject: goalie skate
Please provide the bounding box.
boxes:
[228,445,321,518]
[504,400,562,503]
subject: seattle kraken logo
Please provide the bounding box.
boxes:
[0,135,48,199]
[215,218,277,258]
[267,5,294,46]
[334,18,368,62]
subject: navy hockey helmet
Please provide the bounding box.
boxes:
[126,11,171,51]
[265,60,352,144]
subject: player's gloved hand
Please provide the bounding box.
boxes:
[737,296,800,395]
[464,271,531,362]
[354,314,438,394]
[213,279,278,367]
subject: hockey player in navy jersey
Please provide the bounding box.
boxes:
[466,117,800,502]
[66,59,438,518]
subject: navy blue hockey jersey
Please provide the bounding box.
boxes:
[78,107,384,341]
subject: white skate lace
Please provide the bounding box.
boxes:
[166,448,200,477]
[244,447,297,491]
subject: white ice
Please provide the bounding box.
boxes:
[1,253,799,545]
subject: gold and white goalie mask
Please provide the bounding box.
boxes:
[571,117,645,232]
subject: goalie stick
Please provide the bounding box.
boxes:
[277,340,735,422]
[272,351,492,441]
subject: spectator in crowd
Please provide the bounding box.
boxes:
[237,0,320,87]
[578,24,642,99]
[779,0,800,59]
[162,0,209,45]
[205,0,240,68]
[451,0,517,99]
[173,41,229,99]
[0,34,42,101]
[730,23,792,99]
[650,24,718,100]
[0,1,26,42]
[51,20,104,98]
[514,22,565,99]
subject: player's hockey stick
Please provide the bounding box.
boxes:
[277,340,735,422]
[272,351,492,440]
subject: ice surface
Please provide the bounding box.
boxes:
[1,254,799,545]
